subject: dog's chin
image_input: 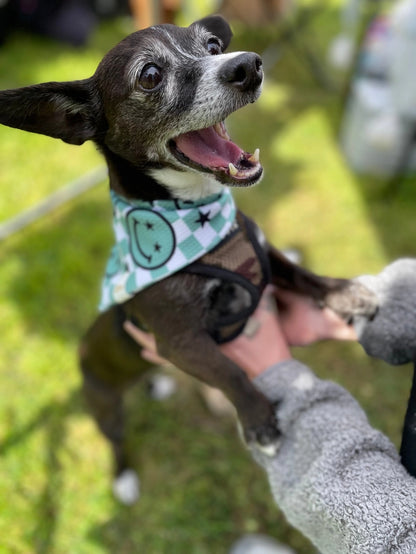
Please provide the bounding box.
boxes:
[168,121,263,188]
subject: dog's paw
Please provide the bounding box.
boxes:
[239,415,281,457]
[324,280,378,322]
[113,469,140,505]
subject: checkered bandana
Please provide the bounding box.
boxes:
[99,188,237,311]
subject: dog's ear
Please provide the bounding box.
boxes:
[193,15,233,50]
[0,78,102,145]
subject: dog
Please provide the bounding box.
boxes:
[0,15,377,504]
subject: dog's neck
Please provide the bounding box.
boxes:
[103,147,224,203]
[104,149,172,201]
[149,166,224,201]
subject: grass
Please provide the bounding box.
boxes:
[0,6,415,554]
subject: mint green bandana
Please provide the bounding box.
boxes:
[99,188,237,311]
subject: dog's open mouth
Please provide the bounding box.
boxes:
[169,122,263,186]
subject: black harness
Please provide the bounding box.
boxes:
[183,211,271,343]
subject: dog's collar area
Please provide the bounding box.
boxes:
[99,188,237,311]
[169,121,262,186]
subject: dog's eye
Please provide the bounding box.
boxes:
[207,38,222,56]
[138,64,163,90]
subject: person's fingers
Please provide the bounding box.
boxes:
[140,348,169,365]
[123,320,171,366]
[123,320,156,348]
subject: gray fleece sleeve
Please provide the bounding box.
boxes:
[252,360,416,554]
[354,258,416,365]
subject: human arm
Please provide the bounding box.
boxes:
[353,258,416,365]
[351,258,416,477]
[249,357,416,553]
[222,280,416,553]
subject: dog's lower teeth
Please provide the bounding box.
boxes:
[228,162,238,176]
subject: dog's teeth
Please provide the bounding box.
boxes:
[248,148,260,164]
[222,123,231,141]
[215,122,230,141]
[228,163,238,176]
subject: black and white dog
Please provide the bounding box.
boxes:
[0,15,376,504]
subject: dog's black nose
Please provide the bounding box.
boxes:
[219,53,263,92]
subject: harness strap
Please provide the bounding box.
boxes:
[182,212,271,343]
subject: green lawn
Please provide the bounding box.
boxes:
[0,6,415,554]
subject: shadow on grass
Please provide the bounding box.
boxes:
[1,189,112,341]
[0,388,84,554]
[84,385,306,554]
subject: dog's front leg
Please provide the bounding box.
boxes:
[161,330,280,450]
[267,244,378,321]
[125,279,280,452]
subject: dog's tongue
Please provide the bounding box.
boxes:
[175,126,243,168]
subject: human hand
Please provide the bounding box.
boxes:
[275,289,358,346]
[220,286,292,379]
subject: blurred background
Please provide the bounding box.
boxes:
[1,0,416,552]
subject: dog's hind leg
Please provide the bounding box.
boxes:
[267,244,378,320]
[81,373,140,504]
[79,306,151,504]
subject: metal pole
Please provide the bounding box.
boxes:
[0,165,107,241]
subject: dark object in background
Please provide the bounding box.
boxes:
[19,0,97,46]
[0,0,129,47]
[0,0,15,45]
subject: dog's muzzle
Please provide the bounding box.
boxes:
[168,52,264,187]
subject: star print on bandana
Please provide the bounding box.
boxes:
[195,209,211,227]
[99,188,236,311]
